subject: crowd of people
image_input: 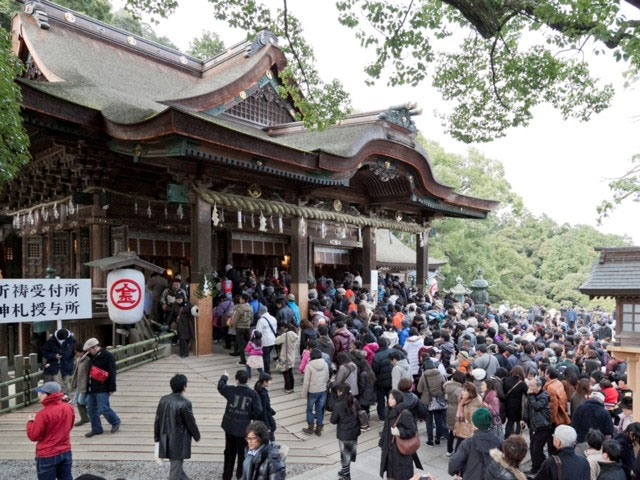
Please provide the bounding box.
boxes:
[25,263,636,480]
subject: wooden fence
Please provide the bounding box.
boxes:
[0,332,175,414]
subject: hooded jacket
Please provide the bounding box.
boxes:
[403,335,424,375]
[417,366,446,404]
[332,328,355,355]
[440,341,455,368]
[448,430,503,480]
[381,330,399,348]
[484,448,527,480]
[233,303,254,330]
[317,335,336,361]
[26,393,74,458]
[571,398,614,443]
[372,345,394,389]
[333,362,359,396]
[391,358,412,390]
[473,353,499,379]
[363,342,379,365]
[302,358,330,396]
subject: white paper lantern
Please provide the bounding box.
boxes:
[107,269,145,324]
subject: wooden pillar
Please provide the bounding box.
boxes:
[189,195,213,356]
[416,231,429,294]
[290,218,308,321]
[609,346,640,421]
[362,227,376,292]
[224,227,233,268]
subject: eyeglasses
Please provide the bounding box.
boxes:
[246,435,259,441]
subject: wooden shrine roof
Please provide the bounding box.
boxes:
[375,229,447,270]
[11,0,499,219]
[580,247,640,298]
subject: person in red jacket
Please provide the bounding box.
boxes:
[26,381,75,480]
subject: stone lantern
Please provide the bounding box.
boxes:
[449,276,470,304]
[470,268,490,315]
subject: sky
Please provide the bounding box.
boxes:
[114,0,640,242]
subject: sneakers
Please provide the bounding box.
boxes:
[111,423,120,433]
[426,441,434,446]
[445,451,453,457]
[85,431,103,438]
[236,361,246,366]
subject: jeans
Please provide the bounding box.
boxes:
[262,345,273,374]
[86,392,121,434]
[36,451,72,480]
[169,459,190,480]
[223,433,247,480]
[306,391,326,425]
[245,366,263,379]
[426,409,446,443]
[376,386,391,420]
[530,426,554,472]
[236,328,249,363]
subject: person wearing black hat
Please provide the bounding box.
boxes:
[26,381,75,480]
[448,407,503,480]
[42,329,76,392]
[154,374,200,480]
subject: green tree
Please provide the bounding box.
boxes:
[188,30,226,60]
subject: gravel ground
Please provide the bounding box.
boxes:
[0,460,316,479]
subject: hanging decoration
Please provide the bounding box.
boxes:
[388,230,393,244]
[41,206,49,222]
[52,203,59,220]
[269,215,274,230]
[358,227,362,243]
[147,203,152,218]
[134,201,138,215]
[373,227,377,244]
[34,210,39,224]
[177,204,184,220]
[102,202,109,211]
[251,213,255,229]
[164,206,168,219]
[321,221,326,238]
[220,208,225,223]
[278,215,283,233]
[13,215,19,229]
[341,223,347,239]
[68,199,75,215]
[237,210,243,229]
[202,276,211,297]
[259,212,267,232]
[300,216,306,236]
[212,203,220,226]
[419,231,425,247]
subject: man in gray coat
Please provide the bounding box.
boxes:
[472,344,499,378]
[154,374,200,480]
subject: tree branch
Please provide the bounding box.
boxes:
[489,36,508,109]
[282,0,315,101]
[393,0,415,38]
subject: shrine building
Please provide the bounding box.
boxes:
[0,0,498,356]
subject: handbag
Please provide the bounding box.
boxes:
[393,410,420,455]
[358,410,370,431]
[325,388,337,412]
[275,332,288,372]
[423,370,447,411]
[453,418,475,438]
[89,365,109,383]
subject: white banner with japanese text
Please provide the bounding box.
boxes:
[0,279,92,323]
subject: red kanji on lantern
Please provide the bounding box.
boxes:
[109,279,141,311]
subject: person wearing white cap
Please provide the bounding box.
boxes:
[571,390,614,443]
[26,381,75,480]
[83,338,121,438]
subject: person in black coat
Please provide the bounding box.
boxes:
[598,439,628,480]
[83,338,121,437]
[614,422,640,480]
[255,373,276,441]
[330,384,361,480]
[379,390,423,480]
[154,374,200,480]
[533,425,589,480]
[42,329,76,390]
[167,291,194,358]
[502,366,527,437]
[241,421,286,480]
[218,370,263,480]
[521,377,553,476]
[372,337,393,420]
[571,392,614,443]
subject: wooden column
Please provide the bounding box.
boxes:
[609,346,640,421]
[189,195,212,356]
[416,231,429,294]
[290,218,308,321]
[224,227,233,268]
[362,227,376,292]
[89,195,109,288]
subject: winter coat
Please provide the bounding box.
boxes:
[240,442,286,480]
[357,365,376,407]
[41,331,76,376]
[213,298,234,327]
[571,399,614,443]
[274,331,299,369]
[483,390,500,425]
[441,341,455,368]
[255,313,277,347]
[544,378,570,426]
[288,301,301,325]
[597,462,626,480]
[276,305,295,326]
[403,336,424,375]
[533,447,590,480]
[523,391,552,432]
[417,368,446,405]
[87,348,117,394]
[26,392,74,458]
[332,328,355,356]
[503,376,527,421]
[484,448,527,480]
[613,433,635,480]
[381,330,399,348]
[170,303,194,340]
[317,335,335,361]
[257,387,276,433]
[330,397,361,441]
[245,342,263,357]
[391,359,412,390]
[372,346,394,389]
[473,353,499,379]
[300,328,317,354]
[233,303,254,330]
[398,328,410,347]
[448,430,503,480]
[302,358,330,396]
[379,402,423,480]
[217,375,263,437]
[456,396,484,439]
[333,363,359,396]
[444,380,463,429]
[70,353,89,393]
[363,343,379,365]
[154,392,200,460]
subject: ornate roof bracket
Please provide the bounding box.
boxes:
[378,102,422,133]
[25,1,50,29]
[245,31,279,57]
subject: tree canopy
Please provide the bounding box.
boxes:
[187,30,226,60]
[413,139,630,309]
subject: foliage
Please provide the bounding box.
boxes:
[415,138,629,308]
[188,30,226,60]
[597,153,640,223]
[0,28,29,186]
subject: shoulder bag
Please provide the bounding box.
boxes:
[424,372,447,411]
[393,410,420,455]
[275,333,288,373]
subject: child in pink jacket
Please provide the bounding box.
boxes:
[245,330,264,378]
